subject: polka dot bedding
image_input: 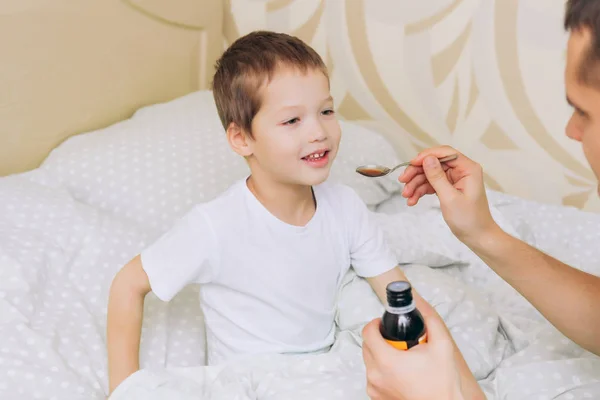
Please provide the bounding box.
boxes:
[0,91,598,399]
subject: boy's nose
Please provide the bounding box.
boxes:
[310,125,327,142]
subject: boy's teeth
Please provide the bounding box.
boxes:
[308,152,325,159]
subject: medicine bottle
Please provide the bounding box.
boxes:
[380,281,427,350]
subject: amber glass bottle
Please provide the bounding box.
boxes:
[380,281,427,350]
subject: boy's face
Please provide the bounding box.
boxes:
[245,67,341,187]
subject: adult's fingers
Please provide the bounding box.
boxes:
[412,146,462,166]
[399,164,450,184]
[362,340,375,367]
[361,319,391,364]
[407,183,435,206]
[421,156,457,202]
[420,309,453,347]
[402,173,428,198]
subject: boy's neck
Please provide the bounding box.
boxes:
[246,175,316,227]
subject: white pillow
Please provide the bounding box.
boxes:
[39,91,401,236]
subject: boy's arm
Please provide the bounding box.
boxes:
[366,267,486,400]
[107,255,151,394]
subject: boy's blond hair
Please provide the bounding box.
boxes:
[211,31,328,137]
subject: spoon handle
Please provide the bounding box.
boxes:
[387,160,411,173]
[389,153,458,173]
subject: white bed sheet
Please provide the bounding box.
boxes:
[1,168,600,399]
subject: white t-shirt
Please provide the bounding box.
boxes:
[140,178,397,365]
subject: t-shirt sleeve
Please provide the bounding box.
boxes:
[343,187,398,278]
[140,205,219,302]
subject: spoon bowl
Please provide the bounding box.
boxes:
[355,154,458,178]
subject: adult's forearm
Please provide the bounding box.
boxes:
[464,226,600,355]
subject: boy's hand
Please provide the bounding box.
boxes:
[362,309,464,400]
[399,146,498,245]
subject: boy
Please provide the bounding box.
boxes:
[106,31,474,396]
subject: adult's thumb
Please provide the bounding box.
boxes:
[421,312,457,359]
[422,156,455,199]
[422,311,449,342]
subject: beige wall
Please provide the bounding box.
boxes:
[0,0,222,176]
[224,0,600,212]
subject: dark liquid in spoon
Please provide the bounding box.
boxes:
[358,168,387,177]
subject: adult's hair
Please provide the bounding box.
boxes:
[565,0,600,86]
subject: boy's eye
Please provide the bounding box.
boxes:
[283,117,300,125]
[322,109,335,116]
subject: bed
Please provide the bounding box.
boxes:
[1,1,600,399]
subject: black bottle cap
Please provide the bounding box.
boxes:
[386,281,413,308]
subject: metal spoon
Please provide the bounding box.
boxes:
[355,154,458,177]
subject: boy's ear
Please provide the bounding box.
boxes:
[226,122,253,157]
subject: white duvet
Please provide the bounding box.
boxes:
[2,175,600,400]
[1,91,600,399]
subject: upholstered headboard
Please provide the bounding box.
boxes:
[0,0,223,176]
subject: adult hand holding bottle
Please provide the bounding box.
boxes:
[362,305,465,400]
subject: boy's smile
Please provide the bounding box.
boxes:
[301,148,330,168]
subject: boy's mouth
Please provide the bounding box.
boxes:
[302,151,327,160]
[302,150,330,167]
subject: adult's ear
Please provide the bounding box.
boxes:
[226,122,253,157]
